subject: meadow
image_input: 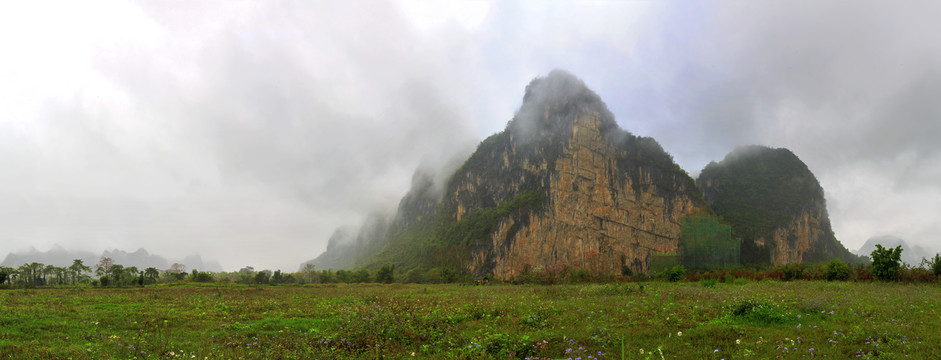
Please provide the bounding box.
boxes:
[1,280,939,359]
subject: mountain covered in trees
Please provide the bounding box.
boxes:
[1,246,223,272]
[305,71,861,278]
[697,146,861,266]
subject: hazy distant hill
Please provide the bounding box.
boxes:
[299,213,390,271]
[0,245,98,269]
[1,246,223,272]
[856,235,937,266]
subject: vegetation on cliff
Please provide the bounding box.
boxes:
[697,146,861,265]
[364,190,544,274]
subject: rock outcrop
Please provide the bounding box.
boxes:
[697,146,860,265]
[354,70,710,279]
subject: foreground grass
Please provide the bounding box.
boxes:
[1,281,939,359]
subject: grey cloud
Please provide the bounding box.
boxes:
[625,1,941,249]
[3,0,939,270]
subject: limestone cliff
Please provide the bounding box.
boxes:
[360,70,710,279]
[697,146,860,265]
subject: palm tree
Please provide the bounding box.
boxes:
[144,267,160,284]
[69,259,92,285]
[125,266,139,286]
[30,262,44,285]
[18,262,45,286]
[43,264,58,286]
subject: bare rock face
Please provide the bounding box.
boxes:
[697,146,859,265]
[440,70,709,278]
[767,200,828,265]
[309,70,709,278]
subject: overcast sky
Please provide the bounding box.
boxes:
[1,1,939,271]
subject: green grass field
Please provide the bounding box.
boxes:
[1,281,938,359]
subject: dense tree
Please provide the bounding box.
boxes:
[254,270,272,284]
[376,264,395,283]
[18,263,44,286]
[69,259,92,285]
[237,266,255,284]
[403,268,423,283]
[319,269,335,283]
[108,265,125,286]
[352,268,371,283]
[825,259,851,281]
[335,270,351,283]
[281,273,297,283]
[271,270,284,284]
[144,267,160,284]
[871,244,903,281]
[0,266,14,285]
[190,269,214,282]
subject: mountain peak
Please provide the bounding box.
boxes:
[314,70,707,277]
[510,70,618,144]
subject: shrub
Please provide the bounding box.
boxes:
[403,268,423,283]
[729,299,790,325]
[781,264,806,281]
[825,259,851,281]
[620,264,632,277]
[376,264,395,284]
[664,265,686,282]
[899,266,934,282]
[871,244,903,281]
[700,278,718,288]
[567,268,592,283]
[854,267,873,281]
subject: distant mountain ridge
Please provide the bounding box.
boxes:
[1,246,223,272]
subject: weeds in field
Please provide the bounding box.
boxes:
[0,282,938,358]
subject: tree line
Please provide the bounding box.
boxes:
[0,257,192,287]
[0,257,446,287]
